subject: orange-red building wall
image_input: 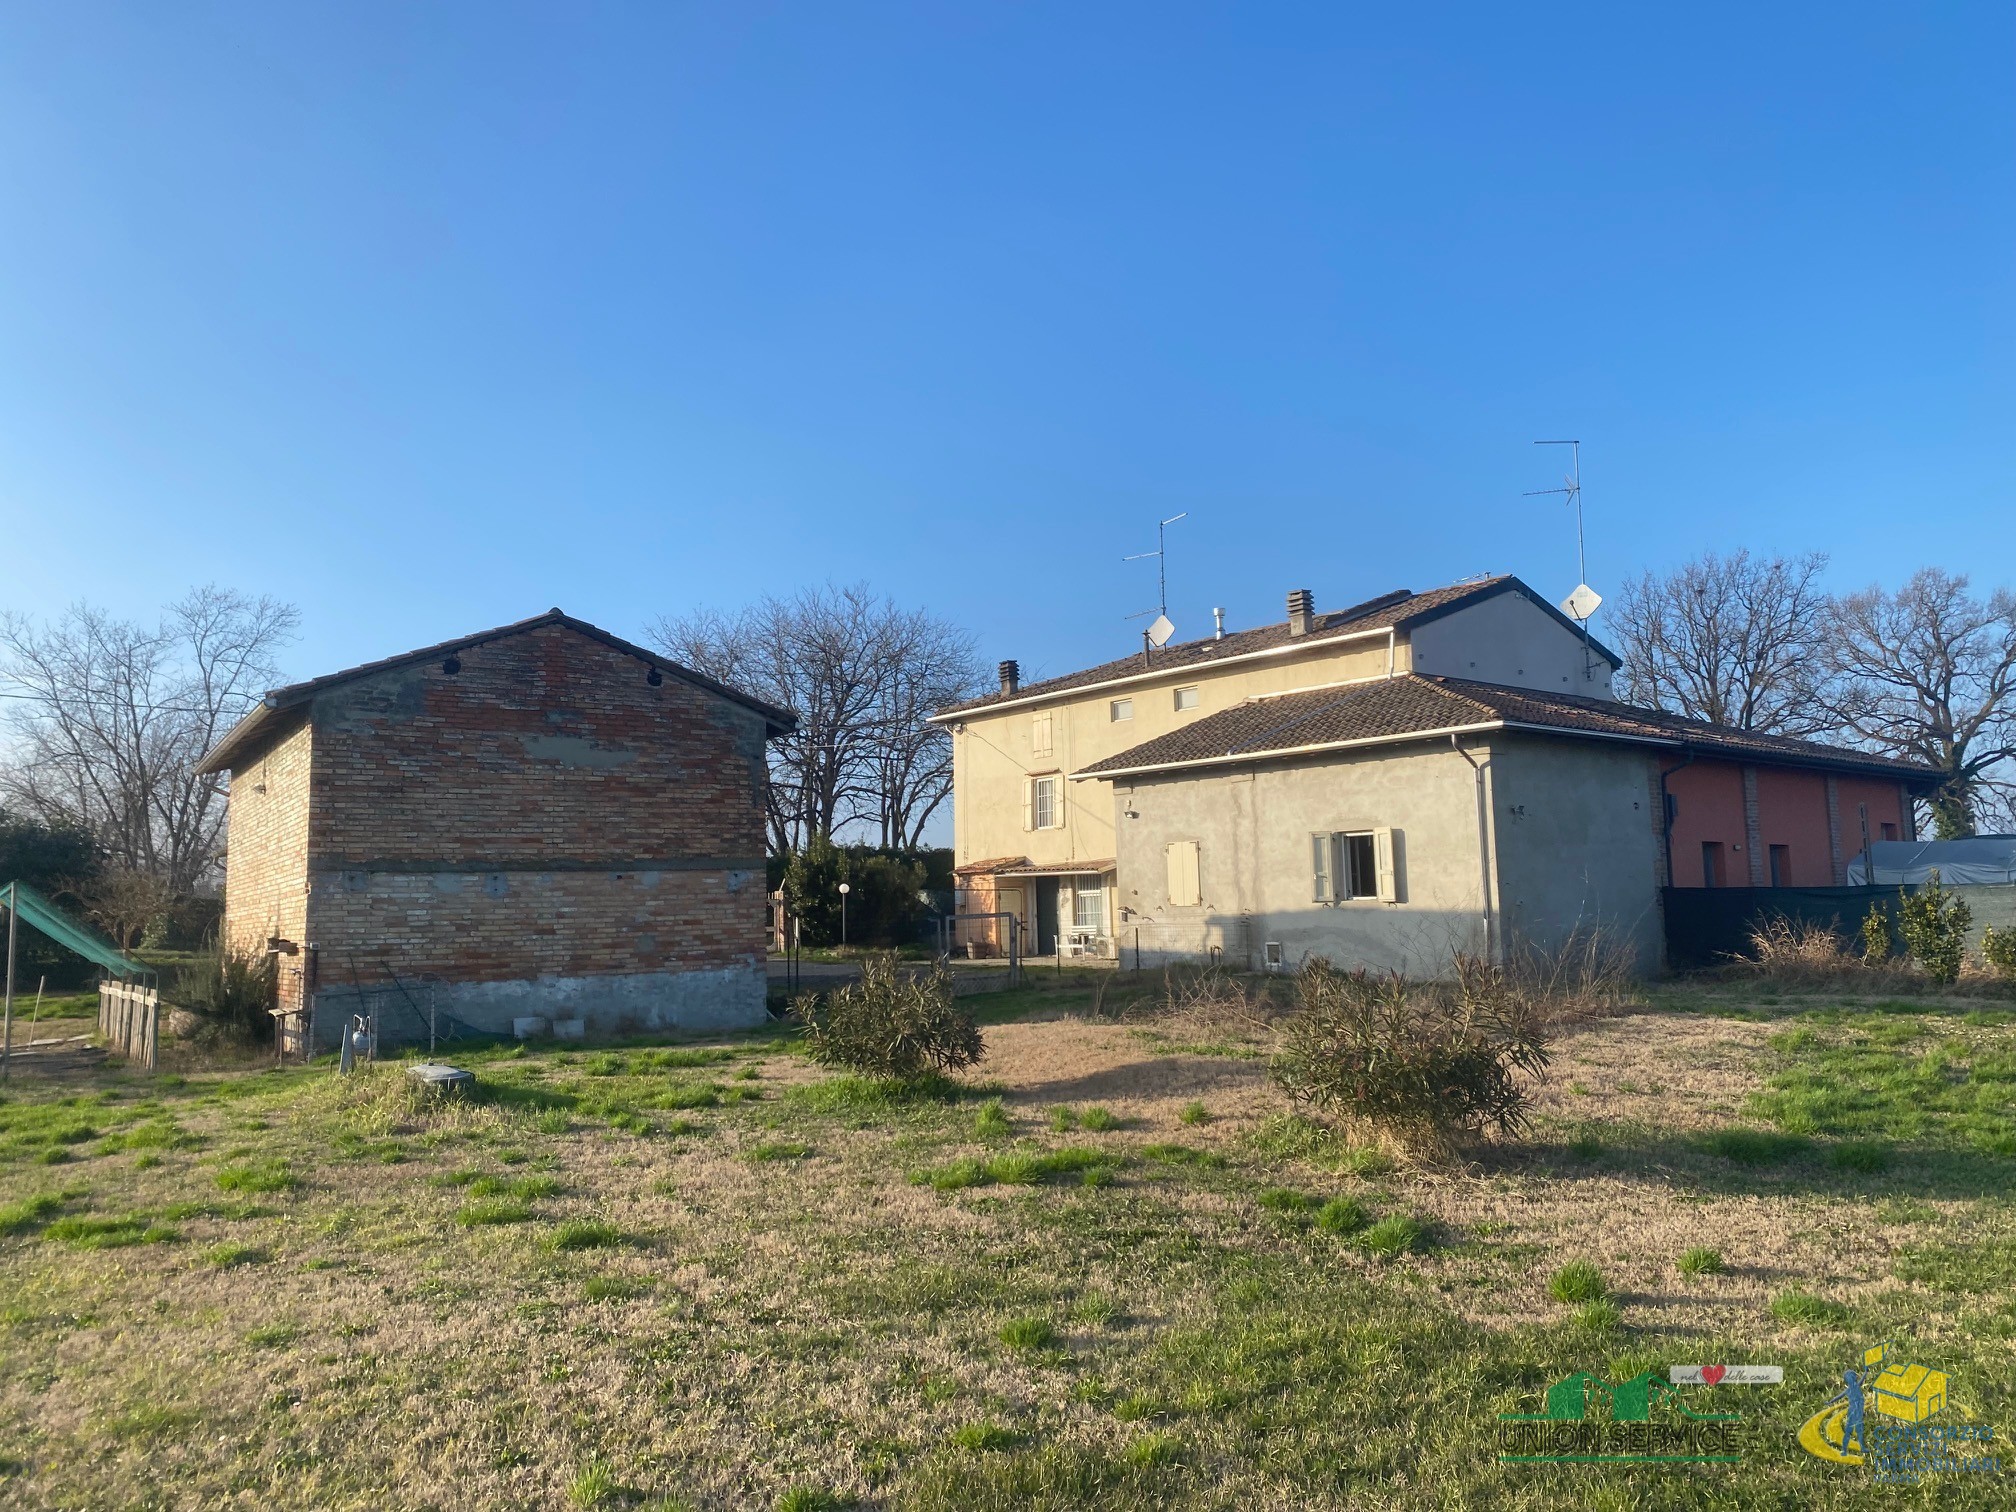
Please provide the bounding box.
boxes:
[1664,759,1912,888]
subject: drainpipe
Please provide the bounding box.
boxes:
[1658,749,1695,889]
[1387,627,1397,679]
[1450,736,1495,962]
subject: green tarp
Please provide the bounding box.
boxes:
[2,881,152,981]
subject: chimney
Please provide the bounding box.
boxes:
[998,659,1020,696]
[1213,607,1226,640]
[1286,589,1315,636]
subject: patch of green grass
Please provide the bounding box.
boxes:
[1573,1299,1623,1331]
[1769,1288,1852,1327]
[1569,1131,1604,1159]
[44,1215,178,1249]
[1678,1246,1725,1278]
[1695,1127,1810,1166]
[998,1316,1058,1352]
[1314,1196,1369,1236]
[948,1421,1021,1451]
[551,1219,624,1251]
[245,1322,302,1348]
[1894,1237,2016,1293]
[785,1075,959,1119]
[918,1146,1116,1191]
[918,1157,990,1192]
[567,1457,617,1506]
[747,1140,811,1162]
[972,1100,1011,1139]
[1139,1142,1227,1168]
[1121,1429,1182,1468]
[1356,1215,1424,1257]
[1179,1101,1210,1125]
[1077,1107,1120,1132]
[457,1199,532,1226]
[1258,1187,1316,1216]
[1047,1105,1078,1132]
[1548,1261,1608,1303]
[533,1109,572,1134]
[215,1158,298,1193]
[0,1193,64,1234]
[204,1241,268,1268]
[1830,1139,1892,1174]
[775,1489,847,1512]
[583,1276,650,1302]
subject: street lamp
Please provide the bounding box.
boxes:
[838,882,851,948]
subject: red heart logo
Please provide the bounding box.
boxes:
[1701,1365,1727,1386]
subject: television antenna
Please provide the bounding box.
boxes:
[1123,512,1187,643]
[1524,440,1602,680]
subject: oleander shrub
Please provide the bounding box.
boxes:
[1899,872,1971,986]
[796,955,983,1080]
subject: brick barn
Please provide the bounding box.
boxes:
[196,610,793,1050]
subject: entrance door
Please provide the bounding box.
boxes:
[1035,878,1060,956]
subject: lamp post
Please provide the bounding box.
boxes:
[838,882,851,948]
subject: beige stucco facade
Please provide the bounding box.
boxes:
[937,585,1613,956]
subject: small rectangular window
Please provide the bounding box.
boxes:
[1880,822,1898,842]
[1342,832,1378,899]
[1173,685,1200,712]
[1031,712,1053,756]
[1769,844,1790,888]
[1030,775,1059,830]
[1313,831,1388,901]
[1072,884,1105,931]
[1702,841,1724,888]
[1110,698,1133,722]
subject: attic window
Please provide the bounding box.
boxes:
[442,655,462,675]
[646,668,664,687]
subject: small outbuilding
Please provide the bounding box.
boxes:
[196,610,793,1051]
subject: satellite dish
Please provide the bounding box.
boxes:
[1146,614,1176,648]
[1560,584,1603,623]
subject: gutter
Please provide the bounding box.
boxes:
[1069,720,1507,781]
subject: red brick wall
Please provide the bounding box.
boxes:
[1664,760,1746,887]
[1754,766,1836,886]
[301,624,771,989]
[1665,758,1914,888]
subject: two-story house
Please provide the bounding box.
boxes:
[933,575,1933,974]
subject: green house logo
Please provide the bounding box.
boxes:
[1499,1370,1743,1463]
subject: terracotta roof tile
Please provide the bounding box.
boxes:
[936,576,1617,718]
[1073,674,1937,782]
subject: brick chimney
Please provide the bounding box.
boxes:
[1286,589,1315,636]
[998,659,1020,695]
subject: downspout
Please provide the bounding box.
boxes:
[1450,736,1495,963]
[1386,627,1397,679]
[1658,749,1695,889]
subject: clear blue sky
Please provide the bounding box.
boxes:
[4,2,2011,699]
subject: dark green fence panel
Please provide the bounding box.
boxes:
[1661,886,1908,970]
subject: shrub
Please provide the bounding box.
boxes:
[1270,956,1549,1158]
[1746,916,1855,974]
[1678,1246,1725,1278]
[1899,872,1972,985]
[1548,1261,1607,1303]
[1861,906,1893,963]
[170,943,277,1044]
[796,955,982,1080]
[1982,924,2016,982]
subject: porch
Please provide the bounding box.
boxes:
[952,857,1118,960]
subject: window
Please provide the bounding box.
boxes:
[1173,685,1200,712]
[1109,698,1133,722]
[1312,830,1394,902]
[1031,712,1053,756]
[1072,884,1105,931]
[1702,841,1724,888]
[1028,775,1060,830]
[1166,840,1201,907]
[1881,822,1899,842]
[1769,845,1791,888]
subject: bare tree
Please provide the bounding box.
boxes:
[1822,569,2016,838]
[0,587,299,889]
[1612,550,1834,734]
[653,584,981,852]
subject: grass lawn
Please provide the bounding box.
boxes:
[1,977,2013,1508]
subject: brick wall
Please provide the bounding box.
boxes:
[219,622,775,1039]
[219,717,313,1017]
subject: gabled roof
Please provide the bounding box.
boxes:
[196,610,795,774]
[931,575,1619,720]
[1072,673,1938,783]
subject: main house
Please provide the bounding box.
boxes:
[197,610,793,1050]
[933,577,1934,973]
